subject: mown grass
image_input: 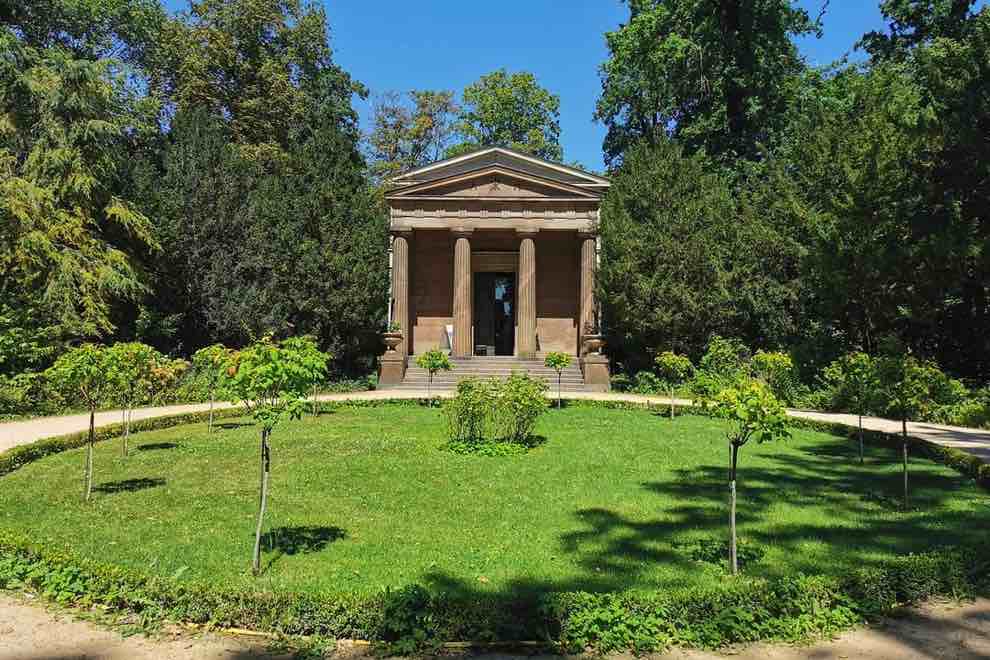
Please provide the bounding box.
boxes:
[1,403,987,600]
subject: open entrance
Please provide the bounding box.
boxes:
[473,272,515,356]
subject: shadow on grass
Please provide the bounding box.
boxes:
[216,422,253,430]
[260,525,346,575]
[263,525,346,555]
[93,477,165,494]
[135,442,180,451]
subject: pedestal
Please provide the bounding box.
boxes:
[379,352,406,386]
[580,354,610,392]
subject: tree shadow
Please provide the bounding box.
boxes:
[93,477,165,494]
[216,422,253,430]
[262,525,346,555]
[135,442,180,451]
[260,525,347,575]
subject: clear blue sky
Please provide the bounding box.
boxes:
[164,1,984,171]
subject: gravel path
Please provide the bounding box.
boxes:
[1,592,987,659]
[2,390,989,462]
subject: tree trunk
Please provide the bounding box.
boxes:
[124,407,132,456]
[669,386,675,420]
[312,384,318,416]
[902,419,909,510]
[729,442,739,575]
[557,372,562,409]
[85,409,95,502]
[858,414,864,464]
[121,409,127,456]
[208,387,215,433]
[252,428,271,575]
[428,373,433,404]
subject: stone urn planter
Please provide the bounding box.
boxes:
[583,333,605,355]
[383,331,403,352]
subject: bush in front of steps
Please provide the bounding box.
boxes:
[442,374,548,455]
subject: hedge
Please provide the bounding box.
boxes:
[0,407,245,477]
[0,531,986,654]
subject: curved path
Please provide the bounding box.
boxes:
[1,389,989,462]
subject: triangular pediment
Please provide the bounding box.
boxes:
[388,166,600,201]
[388,147,609,193]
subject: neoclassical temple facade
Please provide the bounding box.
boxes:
[379,147,609,389]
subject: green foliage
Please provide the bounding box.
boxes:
[595,0,817,165]
[751,350,796,404]
[598,140,803,373]
[446,69,562,161]
[710,381,791,448]
[442,374,548,453]
[861,0,979,60]
[44,345,113,411]
[547,548,983,654]
[415,349,452,376]
[875,354,932,423]
[690,336,753,401]
[191,343,232,394]
[820,352,879,415]
[655,351,694,388]
[0,531,982,655]
[0,30,158,338]
[632,370,665,395]
[228,337,329,431]
[368,90,458,180]
[544,351,571,372]
[106,342,162,409]
[493,372,549,443]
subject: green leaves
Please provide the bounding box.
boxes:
[44,343,113,409]
[710,380,791,447]
[447,69,562,161]
[227,336,329,431]
[544,351,572,372]
[414,349,452,376]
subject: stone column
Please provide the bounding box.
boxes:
[517,231,538,359]
[392,231,411,355]
[578,232,596,356]
[452,230,473,357]
[380,230,411,385]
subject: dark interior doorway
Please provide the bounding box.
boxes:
[473,272,515,356]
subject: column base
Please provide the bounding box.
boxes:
[379,352,407,386]
[580,354,610,392]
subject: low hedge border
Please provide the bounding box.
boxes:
[0,407,246,477]
[0,531,986,654]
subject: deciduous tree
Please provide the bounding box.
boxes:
[227,336,329,574]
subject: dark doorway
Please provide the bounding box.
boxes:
[474,272,515,356]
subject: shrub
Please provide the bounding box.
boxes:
[751,350,796,404]
[492,372,549,443]
[698,336,751,382]
[443,378,497,444]
[442,373,547,453]
[610,373,632,392]
[632,371,664,394]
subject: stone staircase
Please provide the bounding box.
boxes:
[382,356,592,393]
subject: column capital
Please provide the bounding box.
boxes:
[451,227,474,239]
[577,230,597,240]
[516,228,539,238]
[390,228,413,238]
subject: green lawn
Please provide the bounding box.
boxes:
[1,403,987,600]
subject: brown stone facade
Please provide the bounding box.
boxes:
[380,148,610,389]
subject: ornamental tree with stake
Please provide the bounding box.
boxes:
[544,351,571,408]
[876,353,930,510]
[821,352,879,464]
[655,351,693,419]
[710,381,790,575]
[192,344,232,432]
[227,336,329,575]
[107,342,162,456]
[415,348,452,403]
[45,344,114,501]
